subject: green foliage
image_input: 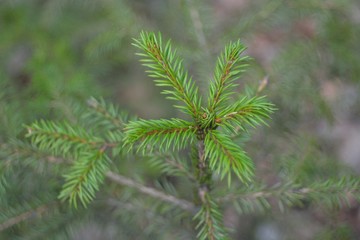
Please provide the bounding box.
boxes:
[133,31,201,117]
[219,176,360,214]
[194,194,228,240]
[21,30,360,239]
[216,96,275,133]
[58,151,110,208]
[2,1,360,238]
[85,97,128,131]
[208,40,249,112]
[127,31,274,185]
[123,31,275,239]
[204,130,253,184]
[22,31,274,238]
[25,100,129,208]
[26,120,103,158]
[125,118,196,153]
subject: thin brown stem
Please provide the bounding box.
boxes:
[105,171,196,213]
[0,204,50,232]
[195,139,219,239]
[197,139,211,203]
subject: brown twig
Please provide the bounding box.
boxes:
[0,204,50,232]
[197,139,210,203]
[105,171,196,213]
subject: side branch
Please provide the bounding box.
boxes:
[105,171,196,212]
[0,204,50,232]
[26,120,103,151]
[124,118,196,152]
[210,58,237,111]
[163,154,196,181]
[218,178,360,212]
[216,96,275,131]
[146,40,198,116]
[133,31,200,117]
[58,151,110,208]
[87,97,125,129]
[208,40,249,111]
[204,130,254,184]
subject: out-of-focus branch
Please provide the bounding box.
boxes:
[186,0,207,50]
[0,204,49,232]
[105,171,196,213]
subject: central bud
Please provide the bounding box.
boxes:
[198,109,217,130]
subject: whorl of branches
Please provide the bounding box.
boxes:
[23,31,360,239]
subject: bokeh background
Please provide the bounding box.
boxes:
[1,0,360,239]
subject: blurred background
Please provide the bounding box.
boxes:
[1,0,360,239]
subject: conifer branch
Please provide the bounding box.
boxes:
[26,120,103,157]
[105,130,126,157]
[204,130,254,184]
[149,153,196,181]
[58,150,110,208]
[86,97,127,129]
[208,40,249,112]
[164,156,195,181]
[0,204,51,232]
[23,31,277,239]
[124,118,196,152]
[216,96,275,132]
[0,141,66,167]
[127,32,275,238]
[219,177,360,213]
[217,182,300,213]
[299,177,360,208]
[133,31,201,117]
[106,171,196,212]
[26,121,114,208]
[106,198,181,230]
[194,193,228,240]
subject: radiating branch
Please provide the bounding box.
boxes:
[124,118,196,153]
[208,40,249,111]
[204,130,254,184]
[133,31,200,117]
[216,96,275,133]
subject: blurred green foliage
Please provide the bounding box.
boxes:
[1,0,360,239]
